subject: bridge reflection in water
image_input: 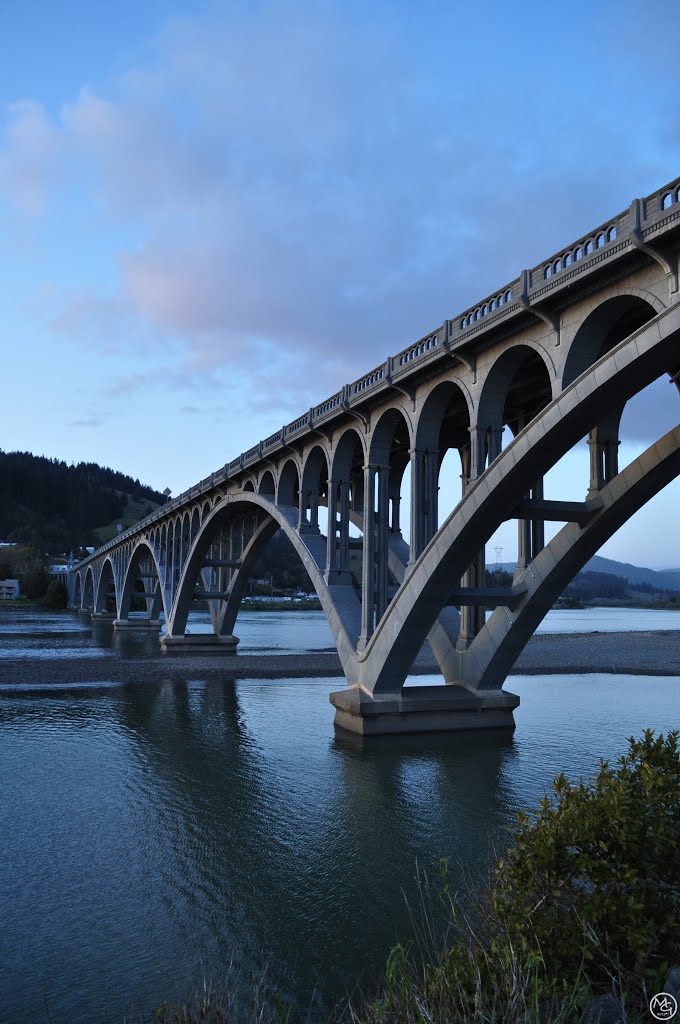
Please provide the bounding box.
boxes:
[69,175,680,734]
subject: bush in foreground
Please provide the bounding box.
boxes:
[362,730,680,1024]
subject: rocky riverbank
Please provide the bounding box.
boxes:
[0,629,679,686]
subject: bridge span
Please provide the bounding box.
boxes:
[69,176,680,734]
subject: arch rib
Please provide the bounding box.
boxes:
[358,302,680,696]
[462,422,680,690]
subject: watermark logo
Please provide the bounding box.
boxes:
[650,992,678,1021]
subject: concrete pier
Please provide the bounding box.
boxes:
[330,685,519,736]
[160,633,239,653]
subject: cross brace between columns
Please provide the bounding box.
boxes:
[448,583,527,610]
[203,559,242,568]
[194,590,229,600]
[511,497,602,526]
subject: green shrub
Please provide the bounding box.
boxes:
[492,729,680,988]
[363,730,680,1023]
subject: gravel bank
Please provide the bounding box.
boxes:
[0,630,679,686]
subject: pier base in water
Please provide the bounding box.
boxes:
[330,684,519,736]
[113,619,163,629]
[160,633,239,653]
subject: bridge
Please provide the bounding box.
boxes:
[69,175,680,734]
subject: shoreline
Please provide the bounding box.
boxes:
[0,628,679,686]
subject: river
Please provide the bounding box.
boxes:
[0,606,678,1023]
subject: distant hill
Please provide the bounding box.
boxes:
[0,451,164,552]
[494,555,680,595]
[585,555,680,593]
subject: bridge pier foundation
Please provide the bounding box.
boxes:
[91,611,116,620]
[113,618,162,629]
[160,633,239,653]
[329,685,519,736]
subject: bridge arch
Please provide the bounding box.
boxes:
[561,291,662,389]
[167,493,360,662]
[463,422,680,691]
[258,469,276,497]
[331,426,366,481]
[72,571,83,609]
[477,343,554,443]
[83,566,95,610]
[359,303,680,695]
[119,540,166,622]
[300,444,330,532]
[94,557,116,613]
[277,457,300,506]
[191,507,200,542]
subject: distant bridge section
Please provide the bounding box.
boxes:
[70,175,680,734]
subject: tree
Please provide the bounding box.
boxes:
[43,579,67,609]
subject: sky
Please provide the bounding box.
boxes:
[1,0,679,567]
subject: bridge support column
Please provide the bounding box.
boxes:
[330,685,519,736]
[358,465,378,651]
[408,448,438,564]
[376,465,390,621]
[456,426,488,651]
[588,409,622,498]
[325,479,353,585]
[408,448,425,564]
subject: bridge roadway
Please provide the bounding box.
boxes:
[69,175,680,734]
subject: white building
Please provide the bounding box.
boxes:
[0,579,20,599]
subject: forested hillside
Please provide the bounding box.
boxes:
[0,451,164,551]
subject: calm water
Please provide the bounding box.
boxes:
[1,604,679,662]
[0,608,679,1023]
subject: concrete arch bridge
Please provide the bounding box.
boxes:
[70,177,680,734]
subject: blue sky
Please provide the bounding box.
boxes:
[1,0,679,566]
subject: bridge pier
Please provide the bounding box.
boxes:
[330,685,519,736]
[113,618,163,629]
[160,633,239,653]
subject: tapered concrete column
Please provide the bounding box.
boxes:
[310,491,320,532]
[297,488,307,530]
[408,448,425,564]
[603,440,620,482]
[358,464,378,652]
[488,426,503,463]
[424,449,439,544]
[531,476,545,558]
[376,466,390,621]
[469,425,488,479]
[457,424,488,651]
[339,480,351,574]
[326,478,339,574]
[587,433,605,497]
[456,548,485,652]
[326,480,352,584]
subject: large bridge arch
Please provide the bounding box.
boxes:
[83,566,95,610]
[94,557,117,613]
[118,540,166,622]
[357,302,680,696]
[462,422,680,691]
[166,493,360,663]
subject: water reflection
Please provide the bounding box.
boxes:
[1,606,679,1024]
